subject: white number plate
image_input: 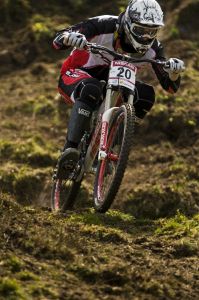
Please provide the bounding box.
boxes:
[108,60,137,90]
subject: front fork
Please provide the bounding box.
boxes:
[98,107,118,160]
[84,87,134,172]
[98,87,134,161]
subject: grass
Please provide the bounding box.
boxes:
[155,212,199,258]
[156,211,199,238]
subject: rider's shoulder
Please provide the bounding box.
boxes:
[88,15,118,22]
[86,15,118,33]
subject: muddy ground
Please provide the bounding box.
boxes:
[0,0,199,299]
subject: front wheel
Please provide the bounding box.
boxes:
[93,103,135,213]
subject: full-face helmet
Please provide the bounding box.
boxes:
[123,0,164,54]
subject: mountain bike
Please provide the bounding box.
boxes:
[51,43,167,213]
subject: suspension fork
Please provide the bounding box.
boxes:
[99,89,135,161]
[98,87,120,160]
[98,107,119,160]
[84,88,134,170]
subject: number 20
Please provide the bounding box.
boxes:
[117,67,131,80]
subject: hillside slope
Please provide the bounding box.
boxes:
[0,0,199,299]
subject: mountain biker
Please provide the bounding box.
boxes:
[53,0,185,178]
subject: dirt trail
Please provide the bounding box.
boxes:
[0,196,198,300]
[0,0,199,298]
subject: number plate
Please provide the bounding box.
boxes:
[108,60,137,90]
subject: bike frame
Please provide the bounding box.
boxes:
[80,43,166,175]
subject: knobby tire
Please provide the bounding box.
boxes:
[94,103,135,213]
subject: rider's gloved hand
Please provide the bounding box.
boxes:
[63,32,87,49]
[164,58,185,81]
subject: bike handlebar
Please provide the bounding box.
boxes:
[85,42,168,67]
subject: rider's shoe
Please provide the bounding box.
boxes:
[55,148,80,180]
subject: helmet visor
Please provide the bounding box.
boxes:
[131,24,159,39]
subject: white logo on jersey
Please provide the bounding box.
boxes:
[66,71,80,78]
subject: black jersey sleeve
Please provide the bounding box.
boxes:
[152,40,181,94]
[53,15,117,50]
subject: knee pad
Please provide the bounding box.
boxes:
[134,84,155,119]
[74,78,103,110]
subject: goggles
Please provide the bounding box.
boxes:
[130,23,159,39]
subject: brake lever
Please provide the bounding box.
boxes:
[155,60,170,68]
[163,61,171,69]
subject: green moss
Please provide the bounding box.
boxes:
[0,278,26,299]
[81,224,127,244]
[187,119,196,127]
[68,210,102,225]
[107,209,134,222]
[32,21,52,41]
[18,271,39,281]
[30,14,56,51]
[67,209,134,229]
[7,256,23,273]
[155,212,199,238]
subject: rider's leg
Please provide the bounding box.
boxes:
[56,73,103,177]
[64,78,103,149]
[133,81,155,123]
